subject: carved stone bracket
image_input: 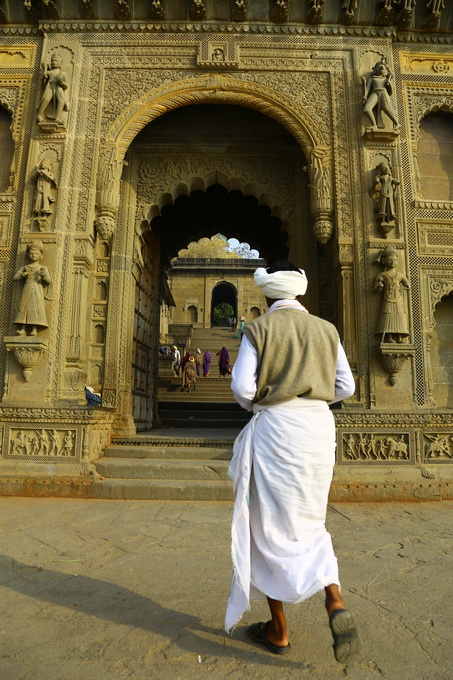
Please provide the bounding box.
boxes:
[304,146,334,244]
[376,343,416,386]
[4,336,47,382]
[363,127,400,144]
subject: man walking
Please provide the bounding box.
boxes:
[172,345,181,377]
[225,261,360,664]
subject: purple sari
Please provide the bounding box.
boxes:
[218,347,231,376]
[203,351,211,377]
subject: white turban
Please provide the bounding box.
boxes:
[254,267,308,299]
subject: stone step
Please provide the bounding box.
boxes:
[92,428,238,500]
[104,444,233,459]
[95,457,230,480]
[158,418,248,428]
[88,478,234,501]
[157,401,251,428]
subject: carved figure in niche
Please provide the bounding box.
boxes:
[211,48,225,62]
[13,241,52,336]
[32,159,57,219]
[369,162,399,233]
[37,53,69,125]
[374,246,410,344]
[362,58,399,130]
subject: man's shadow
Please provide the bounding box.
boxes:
[0,554,311,669]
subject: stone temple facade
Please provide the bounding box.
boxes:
[0,1,452,496]
[169,258,267,328]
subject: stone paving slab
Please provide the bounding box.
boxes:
[0,498,452,680]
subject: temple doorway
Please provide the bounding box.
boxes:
[122,103,336,429]
[211,281,237,326]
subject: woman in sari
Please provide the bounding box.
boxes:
[217,347,232,377]
[203,350,211,377]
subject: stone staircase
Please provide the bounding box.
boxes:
[91,326,248,499]
[92,429,237,500]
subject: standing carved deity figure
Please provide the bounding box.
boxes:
[37,53,69,125]
[362,58,399,130]
[13,241,52,336]
[374,247,410,344]
[369,162,400,233]
[33,159,57,218]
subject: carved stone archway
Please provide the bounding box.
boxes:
[100,75,336,430]
[96,74,334,244]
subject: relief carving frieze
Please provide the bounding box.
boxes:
[424,433,453,462]
[7,427,76,458]
[341,432,411,463]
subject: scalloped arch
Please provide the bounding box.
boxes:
[106,73,323,159]
[141,170,286,224]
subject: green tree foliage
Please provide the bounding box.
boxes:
[212,302,234,326]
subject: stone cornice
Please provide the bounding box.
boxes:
[0,22,451,45]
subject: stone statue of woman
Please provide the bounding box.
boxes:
[374,246,410,344]
[13,241,52,336]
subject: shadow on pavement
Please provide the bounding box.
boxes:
[0,554,313,671]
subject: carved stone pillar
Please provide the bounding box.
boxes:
[95,145,125,240]
[304,146,334,244]
[335,244,357,376]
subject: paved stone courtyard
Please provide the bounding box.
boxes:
[0,498,452,680]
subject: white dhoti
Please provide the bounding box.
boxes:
[225,397,339,633]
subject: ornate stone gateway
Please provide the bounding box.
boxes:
[0,1,452,498]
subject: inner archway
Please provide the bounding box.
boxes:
[211,282,237,326]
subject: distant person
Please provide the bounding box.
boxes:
[225,261,360,664]
[172,345,181,376]
[217,347,232,377]
[195,348,203,376]
[181,355,197,393]
[180,351,190,371]
[231,316,237,331]
[203,350,211,377]
[236,317,245,339]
